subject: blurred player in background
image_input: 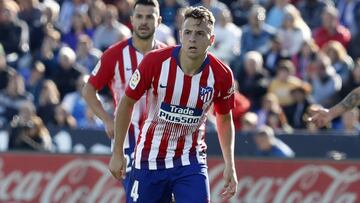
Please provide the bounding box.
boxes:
[309,86,360,127]
[109,6,238,203]
[82,0,165,192]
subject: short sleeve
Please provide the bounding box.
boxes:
[125,53,155,101]
[213,70,235,114]
[88,48,116,90]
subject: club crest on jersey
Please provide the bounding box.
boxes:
[129,69,140,90]
[199,86,214,103]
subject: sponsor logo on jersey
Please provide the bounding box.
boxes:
[129,69,140,90]
[199,86,214,103]
[159,103,203,125]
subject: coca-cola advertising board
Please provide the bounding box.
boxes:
[0,153,359,203]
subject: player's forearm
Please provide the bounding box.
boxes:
[330,87,360,119]
[82,83,113,122]
[113,95,135,155]
[216,113,236,168]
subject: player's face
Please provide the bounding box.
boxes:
[180,18,215,60]
[131,4,161,40]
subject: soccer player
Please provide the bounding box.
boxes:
[82,0,165,192]
[109,6,238,203]
[309,86,360,128]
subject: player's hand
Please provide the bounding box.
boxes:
[109,153,127,180]
[308,107,331,128]
[104,117,115,139]
[221,165,238,200]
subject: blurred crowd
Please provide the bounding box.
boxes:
[1,0,360,153]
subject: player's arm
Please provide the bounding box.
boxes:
[216,112,238,200]
[310,87,360,127]
[109,95,136,179]
[82,83,114,138]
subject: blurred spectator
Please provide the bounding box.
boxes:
[240,5,275,56]
[62,75,88,125]
[253,125,295,158]
[172,7,185,43]
[53,104,77,128]
[237,51,270,111]
[160,0,186,30]
[0,43,15,90]
[42,0,60,27]
[292,39,319,80]
[348,32,360,60]
[335,0,360,35]
[321,40,354,84]
[277,6,311,57]
[26,61,45,106]
[114,0,134,29]
[209,8,241,65]
[284,82,314,129]
[37,79,60,125]
[155,23,176,45]
[8,101,52,151]
[263,35,289,76]
[87,0,106,28]
[256,93,288,130]
[196,0,229,23]
[0,0,29,57]
[57,0,88,34]
[61,11,94,50]
[36,29,63,77]
[77,105,104,129]
[0,71,32,127]
[297,0,333,30]
[266,0,292,29]
[51,47,86,98]
[76,34,102,72]
[338,108,360,135]
[339,59,360,98]
[241,112,258,133]
[17,0,46,55]
[309,54,342,107]
[313,6,351,49]
[93,4,131,51]
[231,87,251,132]
[268,60,302,107]
[229,0,255,27]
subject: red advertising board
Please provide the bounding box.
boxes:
[0,153,359,203]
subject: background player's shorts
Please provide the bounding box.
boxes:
[126,164,210,203]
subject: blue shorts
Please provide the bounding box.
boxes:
[122,148,135,192]
[126,164,210,203]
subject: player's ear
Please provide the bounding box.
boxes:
[210,34,215,46]
[157,15,162,27]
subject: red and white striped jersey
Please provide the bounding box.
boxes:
[88,38,165,154]
[126,46,235,170]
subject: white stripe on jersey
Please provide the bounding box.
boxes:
[123,45,133,83]
[113,61,121,112]
[136,51,143,63]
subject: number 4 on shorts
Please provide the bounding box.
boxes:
[131,180,139,202]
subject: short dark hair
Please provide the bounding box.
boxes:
[184,6,215,26]
[134,0,160,10]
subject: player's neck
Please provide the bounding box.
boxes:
[132,35,155,54]
[179,49,207,76]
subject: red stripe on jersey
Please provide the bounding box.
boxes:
[140,121,157,166]
[179,75,192,106]
[196,65,210,109]
[129,45,138,72]
[118,50,126,86]
[173,131,185,159]
[163,58,177,103]
[156,125,170,165]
